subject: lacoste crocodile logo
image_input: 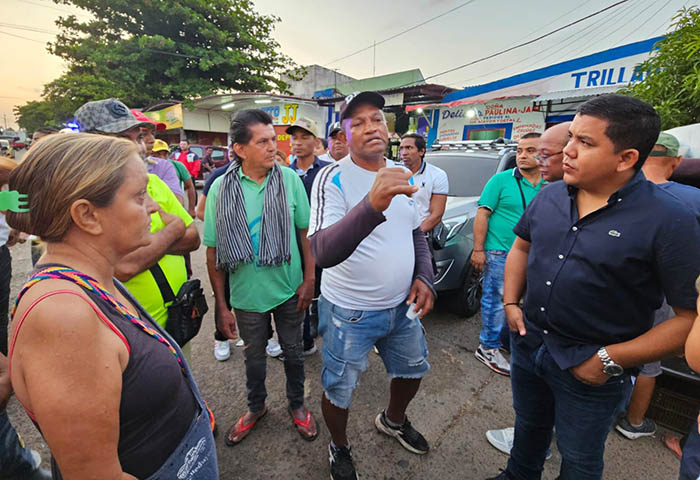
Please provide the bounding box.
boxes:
[608,230,621,238]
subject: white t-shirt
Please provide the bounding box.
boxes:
[309,156,420,311]
[411,161,449,223]
[317,152,342,163]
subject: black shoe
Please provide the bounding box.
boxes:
[328,443,358,480]
[486,470,514,480]
[375,410,429,454]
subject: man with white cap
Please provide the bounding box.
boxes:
[287,118,331,356]
[310,91,435,480]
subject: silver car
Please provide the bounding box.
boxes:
[425,141,517,316]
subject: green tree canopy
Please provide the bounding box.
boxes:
[624,7,700,130]
[16,0,294,130]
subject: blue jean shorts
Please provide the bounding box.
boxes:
[318,295,430,409]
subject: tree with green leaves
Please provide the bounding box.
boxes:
[15,0,295,131]
[624,7,700,130]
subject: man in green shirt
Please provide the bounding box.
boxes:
[471,132,545,376]
[204,109,318,446]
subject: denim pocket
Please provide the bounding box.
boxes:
[331,304,365,324]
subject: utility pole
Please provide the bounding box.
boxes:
[2,114,6,129]
[372,41,376,77]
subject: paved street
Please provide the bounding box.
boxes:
[5,221,681,479]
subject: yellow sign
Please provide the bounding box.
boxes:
[144,104,184,130]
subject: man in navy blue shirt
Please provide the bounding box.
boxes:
[488,95,700,480]
[287,118,331,355]
[615,132,700,442]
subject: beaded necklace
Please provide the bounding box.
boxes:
[12,266,186,373]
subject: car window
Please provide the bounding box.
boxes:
[425,153,500,197]
[190,146,204,158]
[211,150,225,160]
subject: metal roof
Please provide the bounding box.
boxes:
[533,85,623,103]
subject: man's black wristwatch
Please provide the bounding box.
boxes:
[597,347,624,377]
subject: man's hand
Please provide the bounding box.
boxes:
[296,279,314,313]
[187,208,196,219]
[368,168,418,212]
[0,353,12,411]
[569,353,610,386]
[505,304,526,336]
[215,306,238,340]
[157,208,184,228]
[471,251,486,272]
[407,279,434,319]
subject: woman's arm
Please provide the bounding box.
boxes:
[13,290,135,480]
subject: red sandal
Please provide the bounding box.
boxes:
[225,408,268,446]
[290,407,319,441]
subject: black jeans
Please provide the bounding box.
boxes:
[302,266,322,350]
[214,274,273,342]
[0,245,11,356]
[235,295,305,413]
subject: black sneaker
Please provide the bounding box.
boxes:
[328,443,358,480]
[486,470,514,480]
[375,410,429,454]
[615,416,657,440]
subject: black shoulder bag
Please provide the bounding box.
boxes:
[150,264,209,347]
[515,177,528,211]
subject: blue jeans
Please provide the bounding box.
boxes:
[680,421,700,480]
[0,411,38,476]
[506,332,632,480]
[479,250,508,349]
[318,296,430,409]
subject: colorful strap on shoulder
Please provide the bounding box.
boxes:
[11,266,185,373]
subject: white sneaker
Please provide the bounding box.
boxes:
[266,338,282,357]
[214,340,231,361]
[486,427,514,455]
[486,427,553,460]
[235,338,245,347]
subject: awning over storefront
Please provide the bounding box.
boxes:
[405,96,516,113]
[533,85,623,104]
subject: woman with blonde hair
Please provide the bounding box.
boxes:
[6,134,217,479]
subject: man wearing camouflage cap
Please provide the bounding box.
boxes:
[73,98,200,336]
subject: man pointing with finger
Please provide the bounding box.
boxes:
[309,92,435,480]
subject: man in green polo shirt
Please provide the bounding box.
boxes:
[471,132,545,376]
[204,109,318,446]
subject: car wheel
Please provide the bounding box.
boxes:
[451,264,482,317]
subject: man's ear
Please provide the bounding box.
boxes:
[232,143,246,161]
[70,199,103,236]
[670,155,683,172]
[616,148,640,173]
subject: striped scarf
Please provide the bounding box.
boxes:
[215,157,290,272]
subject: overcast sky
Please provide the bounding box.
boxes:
[0,0,692,129]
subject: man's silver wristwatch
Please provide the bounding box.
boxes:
[597,347,624,377]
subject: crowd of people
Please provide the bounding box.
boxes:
[0,90,698,480]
